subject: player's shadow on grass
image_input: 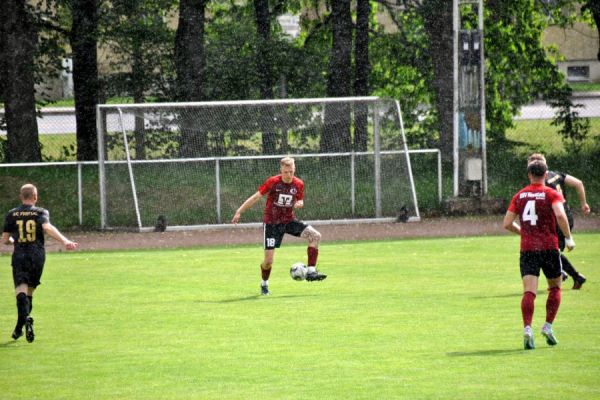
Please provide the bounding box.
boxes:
[472,290,546,299]
[447,348,549,357]
[0,340,19,348]
[197,294,319,303]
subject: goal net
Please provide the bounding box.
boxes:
[96,97,420,231]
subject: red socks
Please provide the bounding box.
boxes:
[521,291,536,327]
[546,287,562,324]
[307,247,319,267]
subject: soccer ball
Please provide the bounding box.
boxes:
[290,262,307,281]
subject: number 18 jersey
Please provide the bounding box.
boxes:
[508,183,564,251]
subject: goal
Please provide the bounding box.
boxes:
[96,97,420,231]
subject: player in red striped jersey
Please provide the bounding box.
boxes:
[503,160,575,350]
[232,157,326,295]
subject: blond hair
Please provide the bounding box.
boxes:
[20,184,37,200]
[280,157,295,168]
[527,153,546,165]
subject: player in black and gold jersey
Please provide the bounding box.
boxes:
[528,154,590,289]
[2,184,78,342]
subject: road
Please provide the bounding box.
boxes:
[1,94,599,135]
[514,93,600,120]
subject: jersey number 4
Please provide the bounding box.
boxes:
[522,200,538,226]
[16,220,37,243]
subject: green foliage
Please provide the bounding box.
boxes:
[549,96,591,153]
[99,0,178,100]
[369,8,437,148]
[484,0,590,147]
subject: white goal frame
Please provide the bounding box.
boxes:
[96,97,422,231]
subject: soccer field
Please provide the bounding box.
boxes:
[1,234,599,399]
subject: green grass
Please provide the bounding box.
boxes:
[504,117,600,158]
[1,233,599,399]
[569,82,600,92]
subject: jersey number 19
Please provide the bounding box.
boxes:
[16,220,37,243]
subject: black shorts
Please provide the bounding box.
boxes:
[12,251,46,288]
[520,250,562,280]
[263,220,308,249]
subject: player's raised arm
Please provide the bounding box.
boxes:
[564,175,590,215]
[232,191,263,224]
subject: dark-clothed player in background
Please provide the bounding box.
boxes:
[2,184,78,342]
[232,157,326,295]
[503,160,575,350]
[527,153,590,289]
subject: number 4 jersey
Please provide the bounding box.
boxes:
[508,183,565,251]
[3,205,49,252]
[258,175,304,224]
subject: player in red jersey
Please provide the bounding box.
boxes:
[503,160,575,350]
[232,157,326,295]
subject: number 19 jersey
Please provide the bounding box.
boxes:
[3,205,49,253]
[508,183,564,251]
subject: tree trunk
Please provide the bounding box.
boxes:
[175,0,207,157]
[71,0,99,161]
[322,0,352,153]
[421,0,454,159]
[354,0,370,152]
[1,0,41,162]
[254,0,276,154]
[132,51,146,160]
[584,0,600,61]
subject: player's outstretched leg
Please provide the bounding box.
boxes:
[25,316,34,343]
[11,323,23,340]
[561,254,586,289]
[13,293,29,340]
[523,326,535,350]
[303,227,326,281]
[572,274,586,290]
[306,266,327,281]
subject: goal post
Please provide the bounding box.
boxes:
[96,97,421,231]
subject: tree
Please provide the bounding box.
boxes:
[70,0,99,161]
[485,0,589,149]
[0,0,41,162]
[253,0,277,154]
[419,0,454,157]
[101,0,176,159]
[322,0,352,153]
[353,0,370,151]
[582,0,600,61]
[175,0,208,157]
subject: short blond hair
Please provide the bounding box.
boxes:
[280,157,295,168]
[527,153,546,165]
[20,184,37,200]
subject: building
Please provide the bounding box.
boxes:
[543,18,600,83]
